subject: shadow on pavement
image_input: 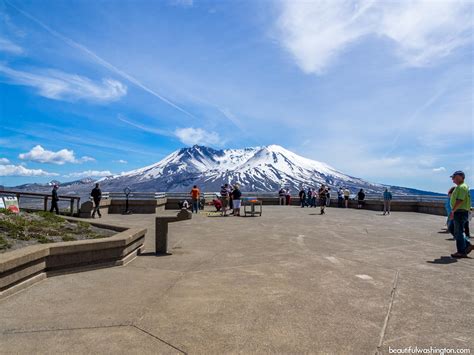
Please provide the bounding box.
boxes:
[426,256,458,265]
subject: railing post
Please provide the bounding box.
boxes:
[44,196,48,211]
[70,199,74,216]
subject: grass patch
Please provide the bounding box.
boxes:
[34,211,64,224]
[0,211,114,252]
[61,235,76,242]
[0,235,11,250]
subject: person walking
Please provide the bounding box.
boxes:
[318,185,327,215]
[299,188,306,208]
[343,188,350,208]
[448,171,472,258]
[278,187,286,205]
[232,184,242,216]
[338,187,344,208]
[383,188,392,215]
[90,183,102,218]
[50,184,59,214]
[220,184,230,216]
[357,189,365,209]
[190,185,200,214]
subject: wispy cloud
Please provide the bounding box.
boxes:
[0,163,58,177]
[0,36,23,54]
[64,170,113,178]
[174,127,221,146]
[5,0,197,118]
[118,114,173,137]
[19,145,95,165]
[0,158,10,164]
[275,0,472,74]
[432,167,446,172]
[114,159,128,164]
[0,64,127,102]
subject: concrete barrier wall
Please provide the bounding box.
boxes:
[165,197,447,216]
[0,224,147,299]
[107,199,164,214]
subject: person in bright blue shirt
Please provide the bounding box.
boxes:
[383,188,392,215]
[445,187,455,232]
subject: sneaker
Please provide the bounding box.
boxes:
[451,252,468,258]
[465,245,473,255]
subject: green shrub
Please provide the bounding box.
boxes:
[0,208,15,215]
[61,235,76,242]
[34,211,64,224]
[0,235,11,250]
[36,236,54,244]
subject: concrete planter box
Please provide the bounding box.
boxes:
[0,222,146,299]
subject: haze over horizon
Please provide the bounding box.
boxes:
[0,0,473,193]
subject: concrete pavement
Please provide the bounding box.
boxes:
[0,207,472,354]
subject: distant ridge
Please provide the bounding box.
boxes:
[6,145,442,197]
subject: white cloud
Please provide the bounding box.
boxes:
[0,64,127,102]
[0,164,58,177]
[5,2,196,118]
[174,127,221,146]
[19,145,95,165]
[275,0,472,74]
[114,159,128,164]
[432,167,446,172]
[0,37,24,54]
[0,158,10,164]
[64,170,113,178]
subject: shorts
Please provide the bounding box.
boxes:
[220,197,229,207]
[233,200,241,209]
[344,196,349,200]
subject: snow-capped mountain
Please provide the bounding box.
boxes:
[93,145,428,195]
[7,145,439,197]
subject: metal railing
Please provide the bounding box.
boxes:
[0,189,81,215]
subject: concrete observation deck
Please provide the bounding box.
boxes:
[0,206,472,354]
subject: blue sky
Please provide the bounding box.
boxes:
[0,0,472,193]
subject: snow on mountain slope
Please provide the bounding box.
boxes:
[98,144,383,193]
[7,144,441,197]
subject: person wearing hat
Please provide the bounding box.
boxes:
[449,170,472,258]
[50,184,60,214]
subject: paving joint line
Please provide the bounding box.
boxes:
[376,269,400,354]
[131,324,187,354]
[2,323,132,335]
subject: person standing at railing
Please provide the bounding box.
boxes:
[90,183,102,218]
[338,187,344,208]
[357,189,365,209]
[231,184,242,216]
[220,184,230,216]
[448,171,472,258]
[285,188,291,206]
[190,185,200,214]
[343,188,350,208]
[278,188,286,205]
[318,185,327,215]
[50,184,59,214]
[383,188,392,215]
[299,188,306,208]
